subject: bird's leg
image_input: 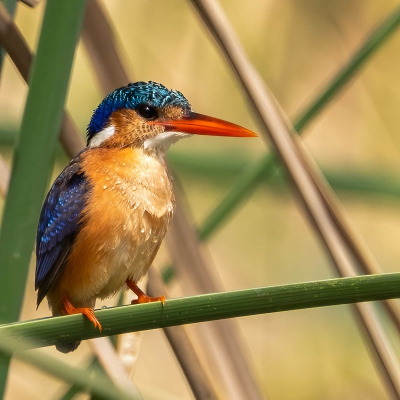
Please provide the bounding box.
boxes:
[126,279,165,305]
[62,296,102,331]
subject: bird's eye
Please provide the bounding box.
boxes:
[137,104,158,120]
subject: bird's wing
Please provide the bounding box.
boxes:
[35,154,91,307]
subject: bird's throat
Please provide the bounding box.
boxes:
[143,131,192,153]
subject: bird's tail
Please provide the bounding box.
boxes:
[49,299,82,353]
[56,341,81,353]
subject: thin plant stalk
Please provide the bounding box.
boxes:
[298,142,400,334]
[82,0,129,92]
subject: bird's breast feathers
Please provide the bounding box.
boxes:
[53,147,174,304]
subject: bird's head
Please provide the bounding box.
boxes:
[87,81,257,153]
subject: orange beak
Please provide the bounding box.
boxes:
[151,112,258,137]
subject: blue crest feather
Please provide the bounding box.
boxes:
[86,81,191,144]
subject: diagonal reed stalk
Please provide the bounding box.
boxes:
[1,273,400,347]
[190,0,400,398]
[0,1,86,397]
[298,144,400,334]
[18,0,39,8]
[199,4,400,241]
[0,0,16,75]
[82,0,129,93]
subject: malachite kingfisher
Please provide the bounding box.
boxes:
[35,81,257,353]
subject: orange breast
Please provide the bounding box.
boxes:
[55,147,175,305]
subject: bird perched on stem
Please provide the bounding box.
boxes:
[35,81,257,353]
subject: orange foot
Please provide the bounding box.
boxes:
[126,279,165,305]
[62,297,102,331]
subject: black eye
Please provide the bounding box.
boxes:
[137,104,158,120]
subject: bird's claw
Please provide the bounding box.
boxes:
[131,295,165,305]
[62,297,102,331]
[126,279,165,306]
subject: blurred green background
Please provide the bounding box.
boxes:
[1,0,400,399]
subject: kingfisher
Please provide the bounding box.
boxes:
[35,81,257,353]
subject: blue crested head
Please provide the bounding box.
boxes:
[86,81,191,144]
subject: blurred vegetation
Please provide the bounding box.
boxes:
[1,1,400,399]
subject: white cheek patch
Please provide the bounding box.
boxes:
[89,125,115,148]
[144,131,192,153]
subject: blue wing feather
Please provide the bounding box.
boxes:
[35,153,91,307]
